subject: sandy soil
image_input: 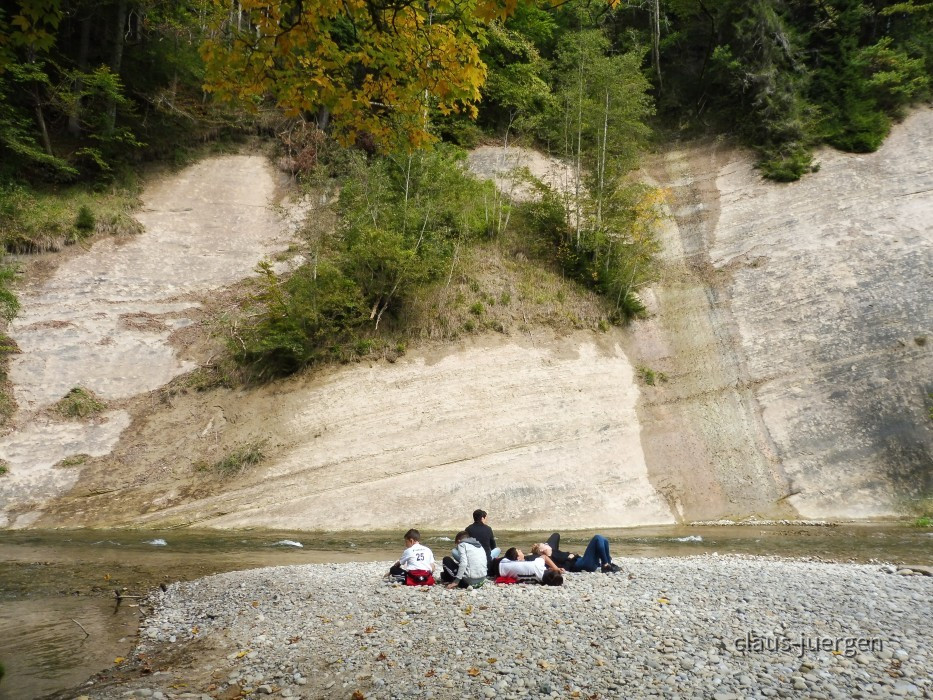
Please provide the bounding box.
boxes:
[0,155,294,527]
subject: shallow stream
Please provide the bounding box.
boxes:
[1,524,930,699]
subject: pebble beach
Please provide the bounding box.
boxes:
[82,556,931,700]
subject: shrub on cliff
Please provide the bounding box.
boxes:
[233,146,495,379]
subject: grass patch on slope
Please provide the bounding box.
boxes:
[0,174,144,254]
[197,440,267,476]
[53,387,106,419]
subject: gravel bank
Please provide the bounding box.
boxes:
[84,556,931,699]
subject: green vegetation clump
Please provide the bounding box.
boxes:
[53,387,105,419]
[204,441,267,476]
[0,180,141,253]
[75,205,95,232]
[232,133,668,381]
[183,366,231,393]
[57,454,90,468]
[0,460,8,476]
[913,516,932,528]
[233,146,495,379]
[0,269,19,326]
[758,147,816,183]
[652,2,930,179]
[510,180,659,325]
[637,366,668,387]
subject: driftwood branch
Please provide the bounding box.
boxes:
[71,618,90,638]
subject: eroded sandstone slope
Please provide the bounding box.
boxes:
[2,111,930,530]
[636,109,932,520]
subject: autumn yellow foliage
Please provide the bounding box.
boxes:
[202,0,500,151]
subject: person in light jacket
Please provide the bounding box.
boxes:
[443,531,488,589]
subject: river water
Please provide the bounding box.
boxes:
[1,524,930,699]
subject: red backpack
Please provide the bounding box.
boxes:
[404,569,435,586]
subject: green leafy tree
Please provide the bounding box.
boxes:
[479,20,554,135]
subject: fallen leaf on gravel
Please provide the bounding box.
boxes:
[538,661,550,670]
[487,658,497,664]
[364,626,375,634]
[113,657,124,664]
[351,692,365,700]
[250,601,259,608]
[235,650,250,659]
[288,636,301,644]
[425,670,435,678]
[658,598,670,605]
[467,667,480,676]
[376,652,387,661]
[464,605,473,615]
[191,626,200,635]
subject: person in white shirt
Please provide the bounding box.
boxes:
[387,529,436,578]
[498,547,564,586]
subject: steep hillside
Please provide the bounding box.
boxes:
[632,108,932,520]
[1,111,930,530]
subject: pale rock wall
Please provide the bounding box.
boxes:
[635,109,932,521]
[128,337,675,531]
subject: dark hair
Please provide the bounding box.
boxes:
[504,547,519,561]
[455,530,468,544]
[542,570,564,587]
[472,509,487,523]
[404,529,421,542]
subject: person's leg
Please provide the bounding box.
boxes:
[441,556,458,583]
[546,533,561,552]
[594,535,613,568]
[572,535,610,572]
[389,563,404,577]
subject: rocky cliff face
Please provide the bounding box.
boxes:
[635,109,932,521]
[1,112,930,530]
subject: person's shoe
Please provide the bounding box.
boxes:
[602,563,622,574]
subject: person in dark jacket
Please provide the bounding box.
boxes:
[531,532,621,573]
[465,509,501,562]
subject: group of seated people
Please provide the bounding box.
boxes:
[386,508,622,588]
